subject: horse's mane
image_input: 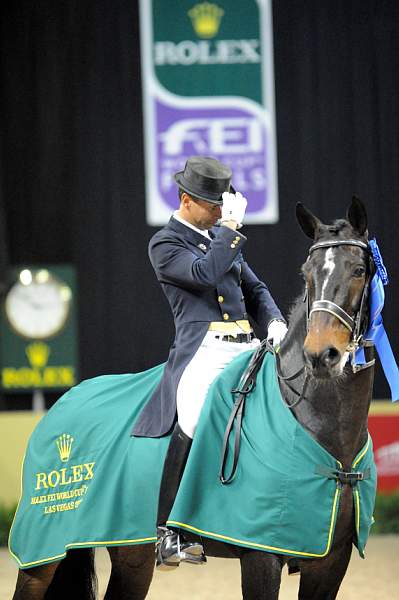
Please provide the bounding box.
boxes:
[286,291,307,330]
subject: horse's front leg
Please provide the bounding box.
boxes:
[105,543,155,600]
[240,550,284,600]
[12,562,60,600]
[298,539,352,600]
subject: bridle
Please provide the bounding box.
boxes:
[307,238,372,356]
[276,237,374,407]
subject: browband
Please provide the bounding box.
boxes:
[309,240,369,253]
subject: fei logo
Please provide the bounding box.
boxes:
[159,117,263,156]
[140,0,278,224]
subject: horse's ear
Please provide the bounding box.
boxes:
[296,203,321,239]
[347,196,368,236]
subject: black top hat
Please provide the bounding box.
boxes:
[174,156,234,205]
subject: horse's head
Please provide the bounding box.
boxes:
[296,197,372,379]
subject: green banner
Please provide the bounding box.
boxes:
[0,265,78,391]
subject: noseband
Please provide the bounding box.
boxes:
[307,238,371,355]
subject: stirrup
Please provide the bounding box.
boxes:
[156,527,206,571]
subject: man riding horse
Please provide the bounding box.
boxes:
[132,156,287,569]
[11,195,399,599]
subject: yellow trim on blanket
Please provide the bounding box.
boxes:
[168,486,341,559]
[353,435,370,468]
[354,489,360,536]
[8,453,26,564]
[352,437,370,546]
[9,537,157,569]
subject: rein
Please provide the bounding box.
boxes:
[275,353,310,408]
[219,339,270,484]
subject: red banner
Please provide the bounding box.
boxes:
[369,402,399,492]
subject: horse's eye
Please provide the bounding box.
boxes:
[353,266,366,278]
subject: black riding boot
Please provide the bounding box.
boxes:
[156,423,206,570]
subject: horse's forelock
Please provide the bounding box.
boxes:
[315,218,366,242]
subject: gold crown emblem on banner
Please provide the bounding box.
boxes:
[188,2,224,39]
[56,433,74,462]
[25,342,50,368]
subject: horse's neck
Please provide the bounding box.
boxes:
[278,307,374,470]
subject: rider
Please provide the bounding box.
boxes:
[132,156,287,569]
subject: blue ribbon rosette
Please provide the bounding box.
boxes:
[354,238,399,401]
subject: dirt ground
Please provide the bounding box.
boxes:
[2,535,398,599]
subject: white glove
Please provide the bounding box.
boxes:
[267,320,288,348]
[221,191,247,227]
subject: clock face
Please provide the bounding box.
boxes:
[5,270,72,339]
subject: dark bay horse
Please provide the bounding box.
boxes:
[13,197,376,599]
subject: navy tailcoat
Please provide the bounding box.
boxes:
[132,217,284,437]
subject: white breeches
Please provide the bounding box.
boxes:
[176,331,260,438]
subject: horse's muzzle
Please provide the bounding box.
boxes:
[303,345,343,378]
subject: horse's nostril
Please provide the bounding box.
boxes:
[321,346,341,367]
[304,350,319,369]
[304,347,341,371]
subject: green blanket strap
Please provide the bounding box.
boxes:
[315,464,371,487]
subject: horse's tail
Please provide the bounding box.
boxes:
[44,548,97,600]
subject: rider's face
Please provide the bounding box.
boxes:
[180,194,222,230]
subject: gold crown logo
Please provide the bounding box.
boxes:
[25,342,50,368]
[188,2,224,39]
[56,433,74,462]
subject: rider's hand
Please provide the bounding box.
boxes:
[267,320,288,348]
[221,191,247,228]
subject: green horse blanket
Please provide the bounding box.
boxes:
[9,352,376,569]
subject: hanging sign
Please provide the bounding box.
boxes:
[140,0,279,225]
